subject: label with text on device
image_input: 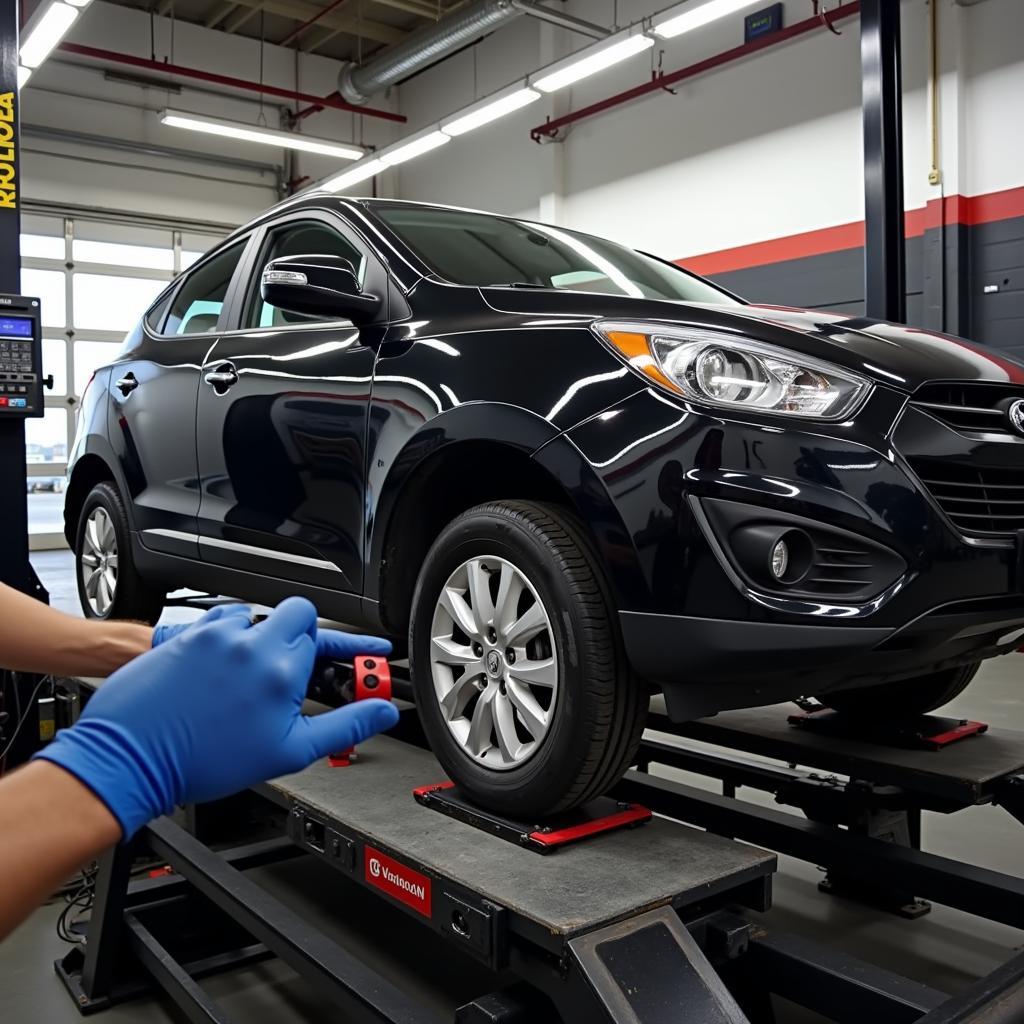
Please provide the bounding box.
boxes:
[364,845,432,917]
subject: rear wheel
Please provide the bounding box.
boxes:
[75,481,166,624]
[410,500,648,818]
[822,664,980,719]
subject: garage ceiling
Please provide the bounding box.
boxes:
[97,0,463,63]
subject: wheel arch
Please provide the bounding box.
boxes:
[64,443,123,547]
[367,406,647,635]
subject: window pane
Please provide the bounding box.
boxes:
[74,341,120,397]
[73,274,166,331]
[181,250,205,270]
[166,241,246,336]
[26,409,68,534]
[22,268,66,328]
[43,338,67,396]
[22,234,64,259]
[246,222,364,329]
[74,239,174,271]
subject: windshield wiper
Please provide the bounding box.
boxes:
[487,281,549,289]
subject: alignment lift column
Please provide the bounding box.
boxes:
[861,0,907,324]
[0,6,50,772]
[0,2,44,598]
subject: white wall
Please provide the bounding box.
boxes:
[18,0,1024,260]
[20,0,402,227]
[395,0,1024,263]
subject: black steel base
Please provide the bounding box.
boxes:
[56,687,1024,1024]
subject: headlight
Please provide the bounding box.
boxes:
[594,321,870,420]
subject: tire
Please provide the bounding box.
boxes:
[410,500,649,818]
[75,481,166,624]
[822,664,980,719]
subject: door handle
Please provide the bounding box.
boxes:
[115,373,138,396]
[204,364,238,390]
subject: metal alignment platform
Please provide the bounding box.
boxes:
[53,671,1024,1024]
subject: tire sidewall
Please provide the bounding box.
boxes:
[411,511,603,811]
[75,483,131,621]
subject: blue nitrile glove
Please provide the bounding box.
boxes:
[35,597,399,839]
[153,607,393,661]
[151,603,251,646]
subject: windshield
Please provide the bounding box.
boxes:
[372,204,740,305]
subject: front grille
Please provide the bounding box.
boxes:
[907,458,1024,535]
[911,382,1024,436]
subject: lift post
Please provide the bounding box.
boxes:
[861,0,907,323]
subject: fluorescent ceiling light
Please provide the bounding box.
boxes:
[20,2,79,69]
[379,130,450,167]
[17,66,32,89]
[64,0,93,7]
[442,88,541,137]
[321,158,386,193]
[532,32,654,93]
[160,110,364,160]
[653,0,762,39]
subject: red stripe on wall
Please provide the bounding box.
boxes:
[677,185,1024,276]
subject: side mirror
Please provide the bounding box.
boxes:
[260,253,382,324]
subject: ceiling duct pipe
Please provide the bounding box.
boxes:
[337,0,524,105]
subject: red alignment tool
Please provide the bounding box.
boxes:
[327,656,393,767]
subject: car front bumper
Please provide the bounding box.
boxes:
[621,604,1024,721]
[560,385,1024,716]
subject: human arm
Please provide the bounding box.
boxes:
[0,598,397,942]
[0,761,119,941]
[0,581,153,677]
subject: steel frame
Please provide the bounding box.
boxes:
[54,677,1024,1024]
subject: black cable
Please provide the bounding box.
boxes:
[0,675,53,767]
[56,862,98,944]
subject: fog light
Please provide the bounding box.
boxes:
[771,539,789,581]
[729,524,814,589]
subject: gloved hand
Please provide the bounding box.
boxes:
[36,597,399,839]
[153,607,392,660]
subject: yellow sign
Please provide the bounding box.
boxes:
[0,92,16,210]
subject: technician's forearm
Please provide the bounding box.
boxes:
[0,582,153,676]
[0,761,120,941]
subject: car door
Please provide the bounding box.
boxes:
[194,211,387,593]
[109,237,252,559]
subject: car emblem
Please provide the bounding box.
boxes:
[1009,399,1024,435]
[486,650,502,675]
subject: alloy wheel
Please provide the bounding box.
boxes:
[429,555,558,770]
[81,507,119,616]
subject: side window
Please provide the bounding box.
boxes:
[164,240,247,336]
[246,221,366,330]
[145,290,173,333]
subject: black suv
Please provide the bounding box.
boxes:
[66,196,1024,816]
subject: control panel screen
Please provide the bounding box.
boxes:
[0,316,33,339]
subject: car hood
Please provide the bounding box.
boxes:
[478,288,1024,392]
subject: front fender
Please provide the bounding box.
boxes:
[364,402,560,601]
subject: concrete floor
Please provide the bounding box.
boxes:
[4,549,1023,1022]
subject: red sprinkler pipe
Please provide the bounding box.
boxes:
[58,42,407,124]
[530,1,860,141]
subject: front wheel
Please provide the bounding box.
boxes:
[75,481,166,624]
[410,501,648,818]
[822,664,980,719]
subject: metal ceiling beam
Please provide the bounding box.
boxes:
[370,0,447,17]
[220,0,406,44]
[162,0,404,44]
[224,3,261,32]
[302,25,344,52]
[205,2,238,28]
